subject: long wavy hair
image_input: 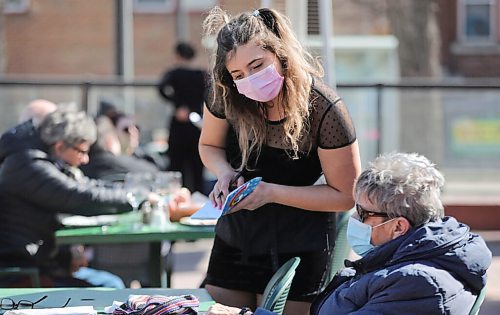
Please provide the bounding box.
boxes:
[203,7,323,170]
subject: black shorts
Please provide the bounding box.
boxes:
[205,236,330,303]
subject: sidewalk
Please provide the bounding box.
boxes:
[170,232,500,314]
[170,239,213,289]
[472,231,500,315]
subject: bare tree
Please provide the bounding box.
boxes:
[384,0,443,164]
[350,0,444,164]
[385,0,441,77]
[351,0,441,78]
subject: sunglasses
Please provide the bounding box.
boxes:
[355,203,389,222]
[0,295,71,310]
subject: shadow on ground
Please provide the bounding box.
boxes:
[172,250,207,272]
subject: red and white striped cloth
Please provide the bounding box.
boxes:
[112,294,199,315]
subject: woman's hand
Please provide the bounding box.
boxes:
[209,170,245,209]
[228,181,273,214]
[207,303,244,315]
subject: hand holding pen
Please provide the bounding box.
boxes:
[210,170,245,209]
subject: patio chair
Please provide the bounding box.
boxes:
[469,285,487,315]
[260,257,301,315]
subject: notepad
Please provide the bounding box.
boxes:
[190,177,262,220]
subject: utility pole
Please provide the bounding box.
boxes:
[319,0,336,88]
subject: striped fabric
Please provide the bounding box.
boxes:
[112,294,199,315]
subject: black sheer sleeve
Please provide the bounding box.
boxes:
[309,80,356,149]
[317,99,356,149]
[205,84,226,119]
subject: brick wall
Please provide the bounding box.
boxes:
[3,0,396,78]
[3,0,274,78]
[5,0,115,76]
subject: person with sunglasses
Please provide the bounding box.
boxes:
[309,152,491,314]
[207,152,491,315]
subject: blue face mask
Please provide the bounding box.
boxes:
[347,216,395,257]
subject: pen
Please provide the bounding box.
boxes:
[218,170,243,199]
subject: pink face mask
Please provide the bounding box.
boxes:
[233,63,284,102]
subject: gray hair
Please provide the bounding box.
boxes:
[39,109,97,147]
[355,152,445,226]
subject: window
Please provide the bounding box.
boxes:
[178,0,216,12]
[133,0,176,14]
[3,0,30,14]
[458,0,496,43]
[308,0,320,35]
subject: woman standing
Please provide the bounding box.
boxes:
[199,7,361,315]
[158,42,209,193]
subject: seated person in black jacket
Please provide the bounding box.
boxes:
[0,109,145,287]
[80,116,159,180]
[18,99,58,127]
[0,99,57,165]
[112,113,168,171]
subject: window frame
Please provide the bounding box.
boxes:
[132,0,176,14]
[457,0,497,44]
[3,0,30,14]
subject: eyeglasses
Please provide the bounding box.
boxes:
[356,203,389,222]
[71,146,89,155]
[121,125,139,133]
[0,296,71,310]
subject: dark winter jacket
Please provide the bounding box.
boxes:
[0,124,132,267]
[254,217,491,315]
[80,145,158,180]
[308,216,491,315]
[0,119,46,163]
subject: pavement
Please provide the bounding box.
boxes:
[170,231,500,315]
[471,231,500,315]
[169,239,213,289]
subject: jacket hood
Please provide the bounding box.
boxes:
[0,120,48,162]
[357,216,491,293]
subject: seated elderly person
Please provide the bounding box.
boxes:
[0,109,142,287]
[208,152,492,315]
[80,116,159,180]
[0,99,57,165]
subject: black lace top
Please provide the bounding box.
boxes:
[207,79,356,255]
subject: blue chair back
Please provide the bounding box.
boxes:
[260,257,301,315]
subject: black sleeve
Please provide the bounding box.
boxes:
[9,154,132,216]
[205,83,226,119]
[317,98,357,149]
[158,70,175,102]
[202,71,212,108]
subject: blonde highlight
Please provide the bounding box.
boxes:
[203,7,323,169]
